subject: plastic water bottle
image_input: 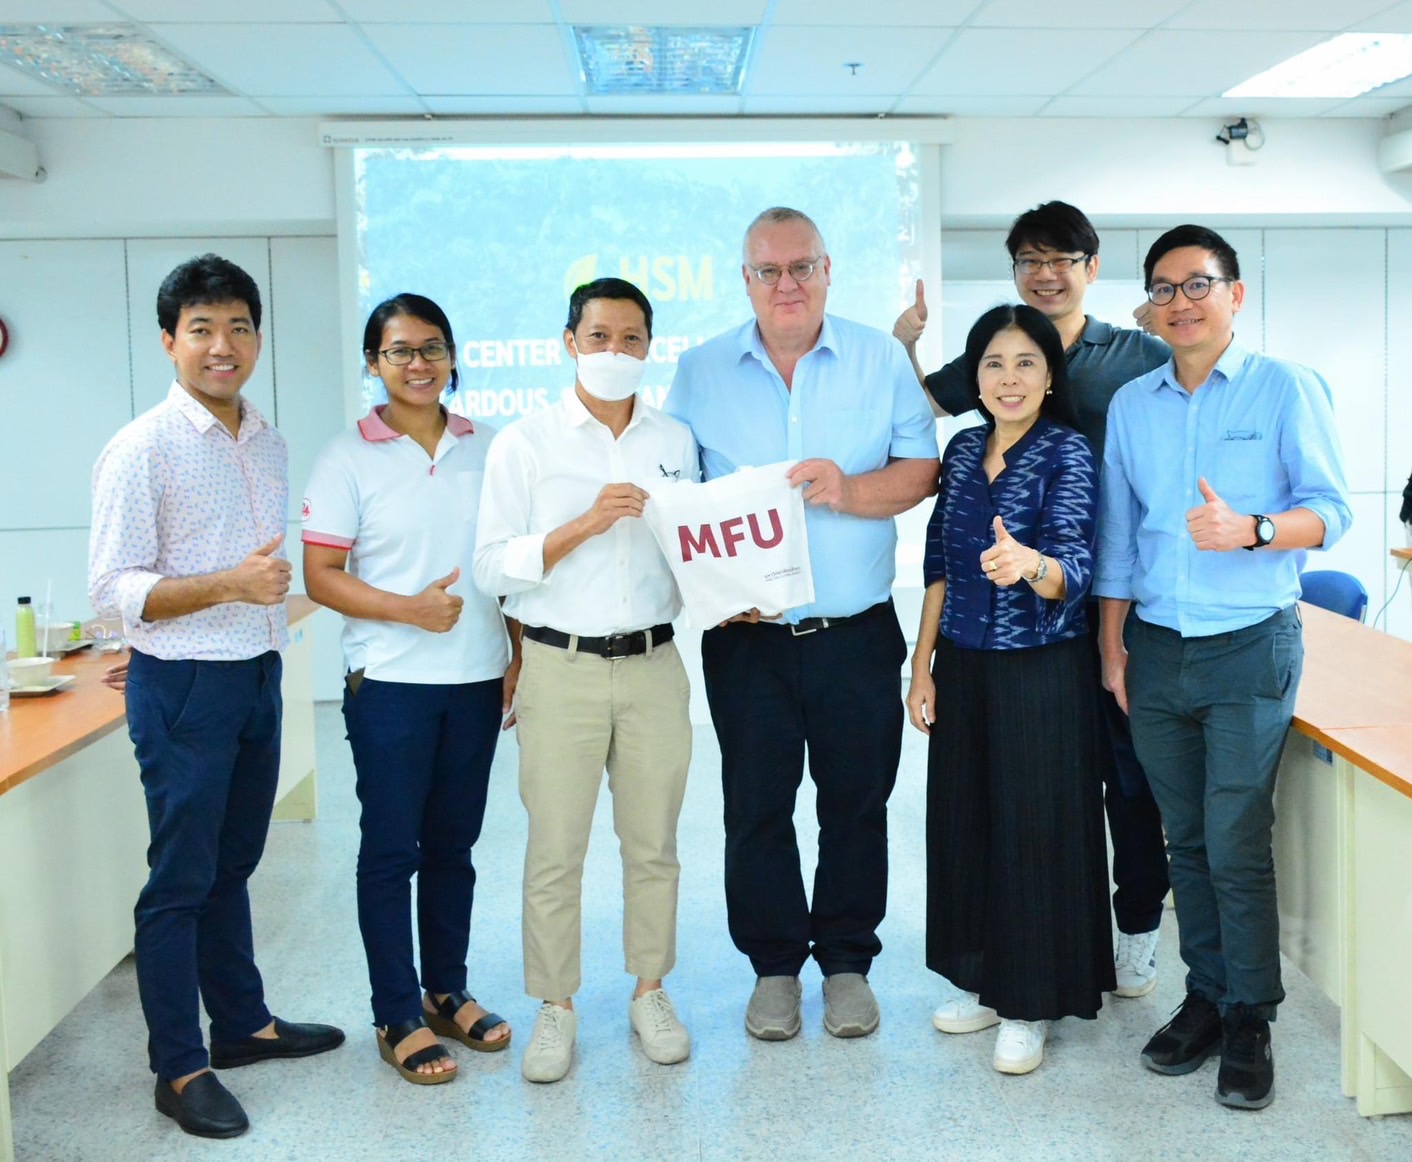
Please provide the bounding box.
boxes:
[0,630,10,714]
[16,596,36,658]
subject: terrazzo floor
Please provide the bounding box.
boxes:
[10,702,1412,1161]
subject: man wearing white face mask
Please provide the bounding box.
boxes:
[474,278,699,1084]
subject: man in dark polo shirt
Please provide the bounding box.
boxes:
[893,201,1172,1007]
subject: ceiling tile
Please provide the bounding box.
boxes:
[771,0,980,25]
[559,2,768,23]
[148,23,408,96]
[1179,96,1348,118]
[1039,95,1202,117]
[1352,1,1412,33]
[1069,30,1329,96]
[893,93,1045,115]
[0,1,117,18]
[108,0,342,20]
[747,26,953,96]
[81,94,269,116]
[256,95,431,116]
[0,94,108,116]
[1320,96,1412,116]
[740,94,901,114]
[911,27,1142,95]
[420,94,585,114]
[973,1,1184,28]
[1163,0,1392,31]
[584,95,744,114]
[372,25,577,96]
[341,0,555,20]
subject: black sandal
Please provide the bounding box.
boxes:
[424,990,512,1053]
[376,1017,457,1085]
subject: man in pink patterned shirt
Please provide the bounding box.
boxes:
[89,254,343,1140]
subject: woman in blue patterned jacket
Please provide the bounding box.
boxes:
[906,303,1115,1077]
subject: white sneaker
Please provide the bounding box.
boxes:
[629,989,690,1064]
[1113,928,1161,998]
[993,1019,1047,1074]
[521,1003,577,1083]
[931,991,1000,1034]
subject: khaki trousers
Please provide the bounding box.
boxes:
[516,635,692,1000]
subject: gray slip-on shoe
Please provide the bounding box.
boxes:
[822,973,880,1038]
[745,975,802,1041]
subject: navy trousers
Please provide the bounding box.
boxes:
[342,677,502,1027]
[126,649,281,1081]
[701,601,906,978]
[1125,607,1302,1019]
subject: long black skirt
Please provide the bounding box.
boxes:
[925,634,1116,1021]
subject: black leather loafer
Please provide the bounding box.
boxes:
[209,1016,346,1069]
[154,1071,249,1139]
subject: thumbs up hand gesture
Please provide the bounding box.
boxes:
[1185,477,1250,551]
[406,566,466,633]
[892,279,929,347]
[979,515,1036,587]
[230,533,293,605]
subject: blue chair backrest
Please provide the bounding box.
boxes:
[1299,570,1368,622]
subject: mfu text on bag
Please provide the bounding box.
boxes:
[642,461,815,628]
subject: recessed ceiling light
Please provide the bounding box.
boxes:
[0,24,225,95]
[572,25,754,95]
[1224,33,1412,100]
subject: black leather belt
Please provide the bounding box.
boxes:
[522,623,674,659]
[776,600,891,637]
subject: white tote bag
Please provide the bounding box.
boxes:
[643,461,814,628]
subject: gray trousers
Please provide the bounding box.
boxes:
[1124,606,1302,1020]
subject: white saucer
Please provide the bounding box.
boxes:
[9,674,76,697]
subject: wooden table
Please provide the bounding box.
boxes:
[0,598,324,1162]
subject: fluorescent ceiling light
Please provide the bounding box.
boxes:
[1224,33,1412,100]
[0,24,224,95]
[573,25,754,95]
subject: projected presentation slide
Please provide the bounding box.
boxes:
[353,141,923,423]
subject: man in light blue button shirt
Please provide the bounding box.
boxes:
[667,207,938,1043]
[1095,225,1351,1111]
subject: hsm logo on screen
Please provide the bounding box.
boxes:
[455,254,715,422]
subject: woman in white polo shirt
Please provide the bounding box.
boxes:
[302,294,516,1085]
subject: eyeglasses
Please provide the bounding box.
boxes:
[1146,276,1235,306]
[1013,254,1089,276]
[378,341,450,365]
[748,259,822,286]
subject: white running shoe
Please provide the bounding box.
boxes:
[1113,928,1161,998]
[993,1019,1047,1074]
[931,992,1001,1034]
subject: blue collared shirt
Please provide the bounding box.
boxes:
[667,313,939,620]
[927,417,1096,650]
[1095,341,1352,636]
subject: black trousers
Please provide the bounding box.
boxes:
[1087,611,1171,935]
[701,600,905,978]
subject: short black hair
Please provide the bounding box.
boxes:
[362,293,460,393]
[1005,201,1100,261]
[962,303,1079,430]
[1143,224,1240,287]
[157,253,262,335]
[565,277,653,341]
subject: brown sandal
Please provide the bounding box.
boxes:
[376,1018,457,1085]
[424,990,512,1053]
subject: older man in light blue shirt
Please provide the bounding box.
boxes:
[667,206,937,1044]
[1096,225,1350,1112]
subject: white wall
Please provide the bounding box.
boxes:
[1,113,1409,700]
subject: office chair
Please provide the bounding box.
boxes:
[1298,570,1368,623]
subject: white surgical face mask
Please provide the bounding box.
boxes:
[575,349,647,402]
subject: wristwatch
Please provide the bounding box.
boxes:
[1245,514,1275,550]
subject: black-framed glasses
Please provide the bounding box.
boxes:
[1146,276,1234,306]
[1013,254,1089,275]
[748,258,822,286]
[378,341,450,365]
